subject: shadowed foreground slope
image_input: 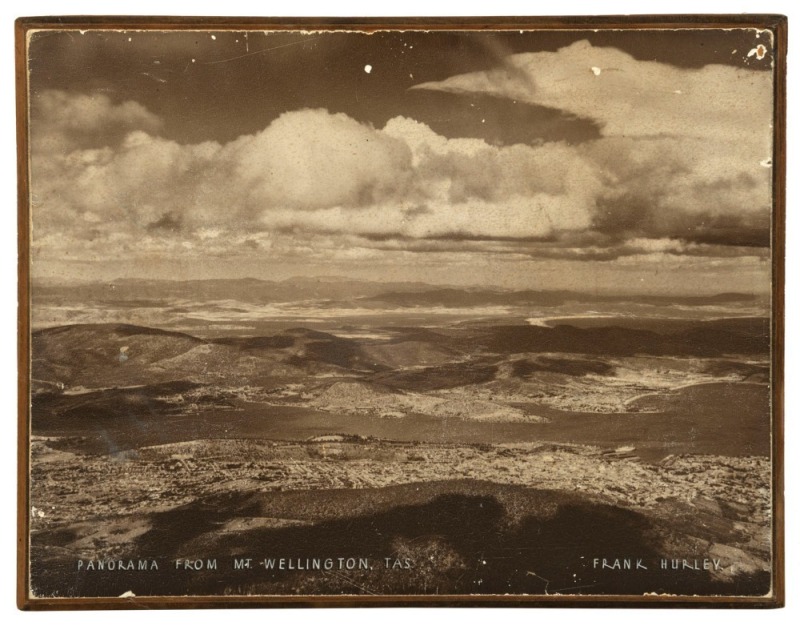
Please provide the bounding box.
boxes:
[30,480,770,598]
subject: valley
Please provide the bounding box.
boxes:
[26,282,774,597]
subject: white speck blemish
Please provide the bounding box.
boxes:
[673,90,682,94]
[211,34,216,40]
[191,58,196,63]
[760,158,772,168]
[364,64,372,74]
[127,37,132,42]
[591,66,602,76]
[747,45,767,60]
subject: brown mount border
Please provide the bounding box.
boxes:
[16,14,787,610]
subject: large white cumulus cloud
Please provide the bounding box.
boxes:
[231,109,414,210]
[31,93,601,247]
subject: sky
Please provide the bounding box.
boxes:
[26,27,775,293]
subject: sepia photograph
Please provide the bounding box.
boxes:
[17,14,785,608]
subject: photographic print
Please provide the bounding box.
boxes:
[17,16,785,608]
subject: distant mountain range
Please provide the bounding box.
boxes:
[32,277,432,305]
[31,277,767,308]
[363,289,763,308]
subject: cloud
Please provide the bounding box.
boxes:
[31,94,600,250]
[584,136,772,247]
[412,39,773,149]
[31,90,163,153]
[30,63,772,271]
[412,40,773,250]
[228,109,414,210]
[31,106,414,237]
